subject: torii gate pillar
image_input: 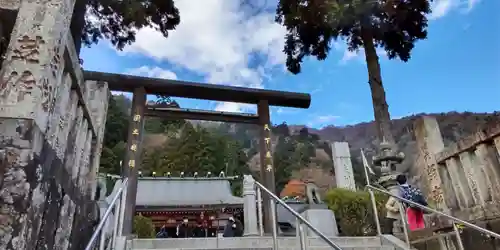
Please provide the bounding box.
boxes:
[258,100,277,234]
[121,87,147,235]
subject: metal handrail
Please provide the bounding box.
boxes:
[254,181,343,250]
[367,184,500,239]
[85,178,129,250]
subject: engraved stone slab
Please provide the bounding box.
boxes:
[331,142,356,190]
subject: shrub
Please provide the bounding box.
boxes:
[133,214,156,238]
[324,188,388,236]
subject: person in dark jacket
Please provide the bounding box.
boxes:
[192,221,206,238]
[176,217,191,238]
[233,216,243,237]
[156,224,169,238]
[223,216,243,237]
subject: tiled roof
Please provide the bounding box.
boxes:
[135,177,243,207]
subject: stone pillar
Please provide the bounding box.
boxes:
[474,144,500,202]
[331,142,356,190]
[61,90,94,250]
[0,0,76,249]
[459,152,486,206]
[413,116,447,211]
[494,136,500,158]
[242,175,259,236]
[86,81,110,200]
[445,157,473,209]
[492,136,500,201]
[0,0,75,130]
[257,99,276,234]
[121,87,146,235]
[437,164,459,210]
[438,235,457,250]
[52,78,79,250]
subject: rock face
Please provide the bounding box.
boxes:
[0,1,109,249]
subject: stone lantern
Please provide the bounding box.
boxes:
[372,140,405,191]
[373,140,406,234]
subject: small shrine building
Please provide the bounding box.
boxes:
[134,175,243,236]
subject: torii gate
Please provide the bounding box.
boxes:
[84,71,311,235]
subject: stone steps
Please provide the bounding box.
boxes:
[130,236,399,250]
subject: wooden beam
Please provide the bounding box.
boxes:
[145,107,259,124]
[83,71,311,108]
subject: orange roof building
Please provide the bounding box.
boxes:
[279,180,306,198]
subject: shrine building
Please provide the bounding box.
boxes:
[134,175,243,236]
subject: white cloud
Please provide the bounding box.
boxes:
[316,115,341,123]
[331,40,388,64]
[275,107,298,115]
[429,0,480,20]
[126,66,178,80]
[117,0,481,83]
[339,47,387,65]
[429,0,454,19]
[466,0,480,11]
[119,0,286,113]
[393,112,417,119]
[214,102,256,113]
[121,0,285,90]
[341,50,360,64]
[307,114,341,128]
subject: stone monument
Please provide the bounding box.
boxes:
[300,183,339,237]
[331,142,356,191]
[242,175,259,236]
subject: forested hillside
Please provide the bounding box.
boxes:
[100,94,500,194]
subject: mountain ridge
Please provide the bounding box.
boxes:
[110,94,499,191]
[142,110,499,191]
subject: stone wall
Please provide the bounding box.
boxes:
[414,116,500,221]
[0,1,109,249]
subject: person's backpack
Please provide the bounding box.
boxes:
[401,185,428,210]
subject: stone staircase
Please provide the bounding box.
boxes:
[126,235,410,250]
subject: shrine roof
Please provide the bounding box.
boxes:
[135,177,243,207]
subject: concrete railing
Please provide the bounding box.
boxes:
[414,116,500,221]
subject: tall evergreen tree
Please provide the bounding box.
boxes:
[276,0,431,146]
[71,0,180,53]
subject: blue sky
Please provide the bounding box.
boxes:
[81,0,499,129]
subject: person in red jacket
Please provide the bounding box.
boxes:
[397,175,426,231]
